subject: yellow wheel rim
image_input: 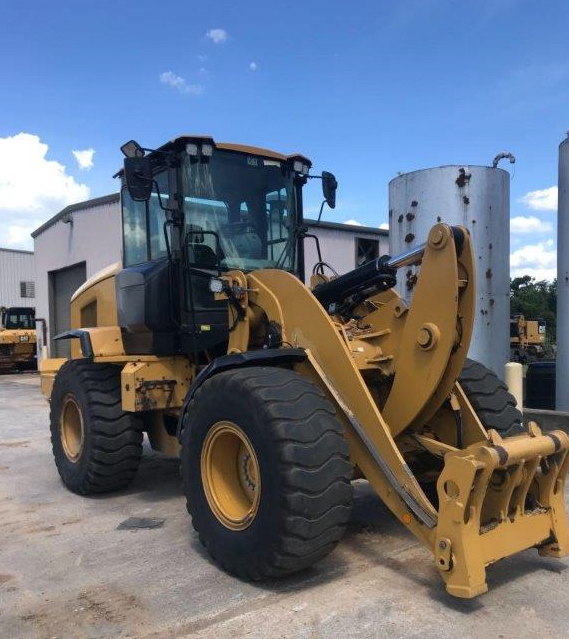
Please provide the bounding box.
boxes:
[201,421,261,531]
[60,394,85,463]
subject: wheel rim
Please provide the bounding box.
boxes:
[60,394,85,463]
[201,421,261,531]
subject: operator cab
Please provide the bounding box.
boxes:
[1,307,35,330]
[116,136,336,359]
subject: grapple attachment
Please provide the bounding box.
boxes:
[436,423,569,597]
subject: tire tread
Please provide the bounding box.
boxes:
[181,366,353,579]
[459,358,525,437]
[50,360,143,494]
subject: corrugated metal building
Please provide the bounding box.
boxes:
[32,194,122,356]
[0,247,36,308]
[303,220,389,277]
[32,193,387,354]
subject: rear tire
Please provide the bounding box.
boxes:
[50,360,143,494]
[459,358,525,437]
[180,366,353,580]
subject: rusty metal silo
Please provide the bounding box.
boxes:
[389,163,511,376]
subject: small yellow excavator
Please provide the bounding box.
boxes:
[40,136,569,598]
[0,306,37,372]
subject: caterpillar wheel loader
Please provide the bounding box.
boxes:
[40,136,569,598]
[0,306,37,372]
[510,314,547,363]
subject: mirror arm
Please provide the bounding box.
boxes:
[139,147,173,157]
[302,231,323,264]
[305,172,337,219]
[133,173,179,214]
[151,179,175,213]
[316,200,327,224]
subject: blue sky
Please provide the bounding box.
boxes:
[1,0,568,278]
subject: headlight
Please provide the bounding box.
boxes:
[292,160,309,175]
[201,143,213,157]
[209,278,225,294]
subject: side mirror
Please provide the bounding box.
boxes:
[121,139,145,158]
[322,171,337,209]
[123,156,153,201]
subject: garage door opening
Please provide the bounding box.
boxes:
[49,262,86,358]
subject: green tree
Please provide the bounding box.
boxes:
[510,276,557,341]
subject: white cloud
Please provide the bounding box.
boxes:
[510,215,553,234]
[510,239,556,281]
[519,186,557,211]
[206,28,228,44]
[0,132,90,250]
[512,266,557,281]
[249,61,258,71]
[379,222,389,230]
[343,219,363,226]
[72,148,95,171]
[7,222,39,246]
[159,71,204,95]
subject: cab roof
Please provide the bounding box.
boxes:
[152,135,312,166]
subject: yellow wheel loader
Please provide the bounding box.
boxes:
[0,306,37,372]
[40,136,569,598]
[510,314,547,363]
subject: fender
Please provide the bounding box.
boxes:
[53,326,124,359]
[53,329,94,358]
[176,347,307,438]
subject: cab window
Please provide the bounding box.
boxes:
[122,191,147,266]
[181,150,297,273]
[4,311,34,329]
[149,172,169,260]
[122,171,170,266]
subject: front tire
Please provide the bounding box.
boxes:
[180,366,353,580]
[50,360,143,494]
[459,358,525,437]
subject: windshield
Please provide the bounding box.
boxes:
[182,150,298,272]
[3,309,34,329]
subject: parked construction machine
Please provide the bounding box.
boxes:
[0,306,37,372]
[40,136,569,598]
[510,314,547,363]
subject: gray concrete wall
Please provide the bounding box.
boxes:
[33,200,122,342]
[0,248,35,307]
